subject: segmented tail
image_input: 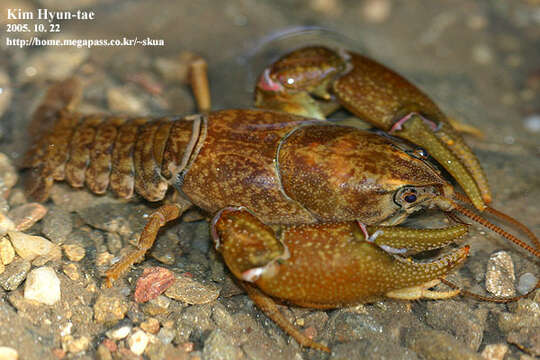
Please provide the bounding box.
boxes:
[23,79,203,202]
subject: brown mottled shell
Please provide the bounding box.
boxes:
[278,124,448,224]
[181,109,318,224]
[23,112,200,203]
[215,209,469,307]
[333,51,446,129]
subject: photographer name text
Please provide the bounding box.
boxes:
[7,8,95,23]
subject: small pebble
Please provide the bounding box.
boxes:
[517,273,538,295]
[309,0,342,16]
[8,231,57,261]
[150,235,178,265]
[304,326,318,340]
[24,266,61,305]
[140,318,160,334]
[0,71,12,120]
[8,203,48,231]
[106,324,132,340]
[60,322,72,337]
[96,345,112,360]
[62,244,86,262]
[7,189,27,208]
[41,207,73,244]
[212,303,234,329]
[202,329,241,360]
[0,346,18,360]
[472,44,494,65]
[105,232,122,254]
[481,343,508,360]
[0,153,18,192]
[64,336,90,353]
[0,236,15,265]
[405,329,483,360]
[0,213,15,236]
[165,275,220,304]
[0,199,8,216]
[157,327,175,345]
[127,329,149,355]
[96,252,115,267]
[485,251,516,297]
[94,293,129,324]
[0,258,31,291]
[17,47,88,83]
[523,114,540,133]
[107,87,147,116]
[49,185,96,213]
[142,295,171,316]
[181,342,194,353]
[134,267,175,303]
[51,348,65,359]
[361,0,391,23]
[32,244,62,266]
[62,263,80,281]
[101,338,117,353]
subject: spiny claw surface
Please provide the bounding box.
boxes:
[213,208,469,307]
[367,223,469,254]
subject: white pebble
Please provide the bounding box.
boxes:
[8,232,56,261]
[107,87,147,116]
[0,153,17,190]
[523,114,540,133]
[0,214,15,237]
[64,336,90,353]
[128,329,149,355]
[0,346,18,360]
[60,322,73,337]
[485,251,515,297]
[106,324,132,340]
[0,237,15,265]
[517,272,537,295]
[481,343,508,360]
[24,267,61,305]
[361,0,391,23]
[472,44,493,64]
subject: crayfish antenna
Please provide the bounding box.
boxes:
[444,192,539,302]
[450,196,540,258]
[454,192,540,250]
[440,278,539,303]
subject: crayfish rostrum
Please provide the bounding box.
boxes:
[22,47,538,352]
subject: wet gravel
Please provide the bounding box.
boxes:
[0,0,539,359]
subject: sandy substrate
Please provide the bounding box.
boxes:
[0,0,539,359]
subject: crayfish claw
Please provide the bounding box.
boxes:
[396,115,487,210]
[386,279,461,300]
[367,223,469,254]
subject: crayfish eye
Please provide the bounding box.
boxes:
[394,187,420,207]
[404,193,417,203]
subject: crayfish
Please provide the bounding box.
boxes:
[22,46,538,352]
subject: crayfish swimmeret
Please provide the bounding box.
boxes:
[23,46,538,352]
